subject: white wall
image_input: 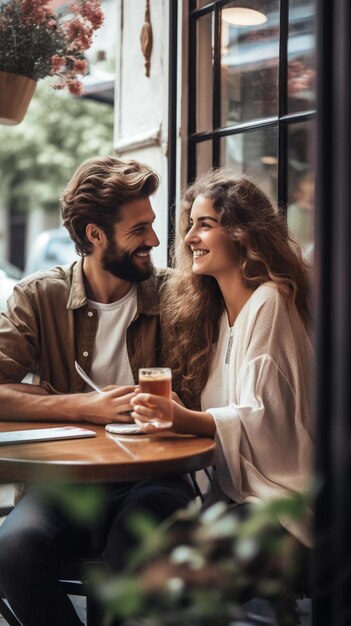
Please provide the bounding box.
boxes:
[114,0,169,268]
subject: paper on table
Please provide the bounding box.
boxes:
[0,426,96,445]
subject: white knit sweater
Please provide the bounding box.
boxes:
[202,282,314,546]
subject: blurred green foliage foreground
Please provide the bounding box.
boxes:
[84,493,312,626]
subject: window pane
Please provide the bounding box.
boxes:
[196,12,214,132]
[220,126,278,207]
[196,141,213,174]
[196,0,212,7]
[288,0,316,113]
[287,121,315,259]
[221,0,279,127]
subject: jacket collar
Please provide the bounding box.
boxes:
[66,259,86,309]
[66,259,160,316]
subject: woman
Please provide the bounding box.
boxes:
[132,171,314,547]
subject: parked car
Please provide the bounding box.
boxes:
[25,228,79,276]
[0,259,22,311]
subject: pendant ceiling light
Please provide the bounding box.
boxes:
[222,7,267,27]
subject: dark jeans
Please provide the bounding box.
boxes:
[0,476,193,626]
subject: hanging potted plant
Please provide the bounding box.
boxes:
[0,0,104,125]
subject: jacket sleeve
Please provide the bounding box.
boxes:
[0,283,40,383]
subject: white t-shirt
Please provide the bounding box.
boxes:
[87,285,137,388]
[202,282,314,546]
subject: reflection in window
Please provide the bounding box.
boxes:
[196,12,214,132]
[221,0,279,127]
[196,141,213,174]
[221,126,278,207]
[287,122,315,260]
[196,0,212,7]
[189,0,316,260]
[288,0,316,113]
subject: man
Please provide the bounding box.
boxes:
[0,156,193,626]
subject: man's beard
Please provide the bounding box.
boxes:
[101,237,154,282]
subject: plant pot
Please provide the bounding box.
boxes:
[0,71,37,125]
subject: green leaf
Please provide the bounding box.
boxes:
[97,576,145,619]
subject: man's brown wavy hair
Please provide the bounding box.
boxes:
[61,156,159,255]
[161,170,311,408]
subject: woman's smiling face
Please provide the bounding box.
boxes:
[184,195,239,279]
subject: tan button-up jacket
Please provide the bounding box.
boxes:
[0,260,169,392]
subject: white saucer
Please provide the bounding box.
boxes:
[105,423,143,435]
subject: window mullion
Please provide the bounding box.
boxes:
[278,0,289,212]
[188,9,197,181]
[212,3,221,166]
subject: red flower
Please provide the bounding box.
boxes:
[20,0,56,27]
[79,0,104,29]
[0,0,104,95]
[53,82,66,91]
[72,58,88,73]
[64,18,94,51]
[68,79,84,96]
[51,55,66,72]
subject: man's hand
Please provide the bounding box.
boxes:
[82,386,136,424]
[0,383,136,423]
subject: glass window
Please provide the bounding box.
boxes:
[196,141,213,173]
[196,0,212,7]
[288,0,316,113]
[287,121,315,259]
[220,126,278,207]
[46,237,76,265]
[188,0,316,245]
[221,0,279,127]
[196,12,214,132]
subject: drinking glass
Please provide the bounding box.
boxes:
[137,367,173,429]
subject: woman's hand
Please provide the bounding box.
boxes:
[131,392,216,437]
[131,393,174,433]
[171,391,184,406]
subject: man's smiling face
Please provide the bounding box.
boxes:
[102,196,160,282]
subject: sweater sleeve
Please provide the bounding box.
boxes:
[208,355,312,494]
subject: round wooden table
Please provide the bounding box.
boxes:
[0,421,215,483]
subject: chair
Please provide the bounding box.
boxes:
[0,474,210,626]
[0,557,102,626]
[0,503,102,626]
[58,556,103,626]
[0,504,22,625]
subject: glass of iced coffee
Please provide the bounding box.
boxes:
[137,367,173,429]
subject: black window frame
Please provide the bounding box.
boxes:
[187,0,316,215]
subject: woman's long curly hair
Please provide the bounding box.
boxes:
[161,170,311,408]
